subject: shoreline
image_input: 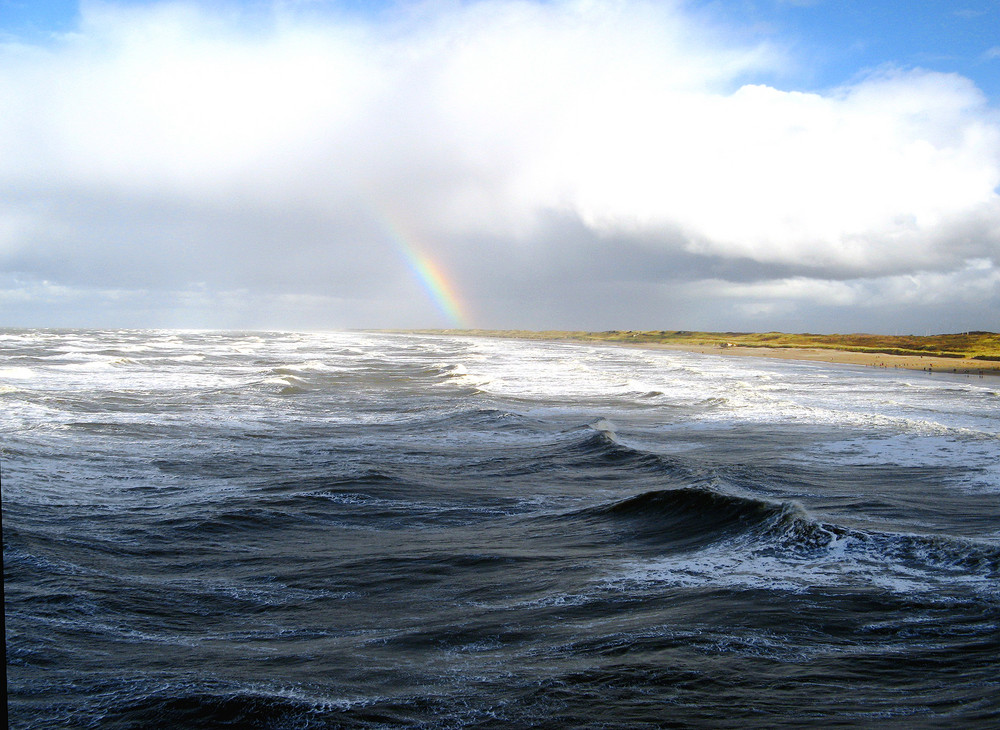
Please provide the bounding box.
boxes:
[389,329,1000,376]
[605,341,1000,376]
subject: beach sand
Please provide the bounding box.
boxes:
[635,343,1000,376]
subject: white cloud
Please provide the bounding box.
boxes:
[0,0,998,329]
[560,70,1000,270]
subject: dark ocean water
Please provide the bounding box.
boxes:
[3,329,999,728]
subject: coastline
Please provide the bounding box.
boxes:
[612,341,1000,376]
[394,329,1000,376]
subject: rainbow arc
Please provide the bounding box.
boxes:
[380,214,471,329]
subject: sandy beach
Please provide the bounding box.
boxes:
[636,342,1000,376]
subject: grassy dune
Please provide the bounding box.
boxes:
[404,329,1000,364]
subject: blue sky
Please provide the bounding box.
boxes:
[699,0,1000,99]
[1,1,998,332]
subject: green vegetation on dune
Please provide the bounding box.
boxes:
[404,329,1000,361]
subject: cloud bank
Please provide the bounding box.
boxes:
[2,0,998,331]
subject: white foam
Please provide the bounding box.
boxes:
[4,328,998,503]
[0,366,35,379]
[607,529,998,599]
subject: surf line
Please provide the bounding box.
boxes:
[380,214,471,329]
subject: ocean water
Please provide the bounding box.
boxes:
[2,328,999,728]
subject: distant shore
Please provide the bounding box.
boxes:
[628,341,1000,376]
[398,329,1000,376]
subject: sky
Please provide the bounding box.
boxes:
[1,0,999,333]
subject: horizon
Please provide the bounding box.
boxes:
[2,0,999,333]
[3,324,998,340]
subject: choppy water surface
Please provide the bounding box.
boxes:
[3,329,999,728]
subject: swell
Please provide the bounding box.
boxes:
[145,422,697,536]
[543,423,1000,583]
[567,483,1000,590]
[86,685,524,730]
[46,685,358,730]
[568,486,800,550]
[556,420,694,474]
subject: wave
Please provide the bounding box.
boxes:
[412,407,535,432]
[553,420,694,477]
[436,362,468,377]
[581,483,1000,595]
[90,683,518,730]
[844,527,1000,579]
[264,359,482,396]
[271,360,334,375]
[95,686,360,730]
[143,464,518,535]
[544,424,999,588]
[53,357,137,371]
[268,374,313,395]
[575,486,801,551]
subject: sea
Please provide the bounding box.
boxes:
[2,328,999,728]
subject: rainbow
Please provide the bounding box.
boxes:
[381,215,471,329]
